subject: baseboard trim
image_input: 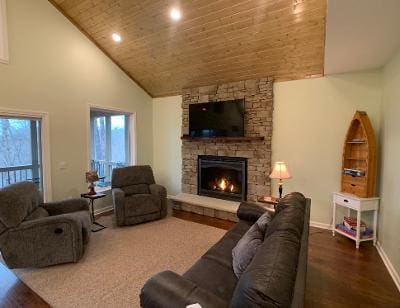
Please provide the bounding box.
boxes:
[376,241,400,292]
[94,205,113,216]
[310,221,332,230]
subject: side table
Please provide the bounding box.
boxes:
[257,196,279,213]
[332,192,380,249]
[81,192,107,232]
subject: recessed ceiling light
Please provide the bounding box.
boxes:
[170,8,182,21]
[112,33,122,43]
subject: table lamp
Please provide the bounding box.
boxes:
[85,171,99,195]
[269,161,292,199]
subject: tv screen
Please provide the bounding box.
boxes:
[189,99,245,137]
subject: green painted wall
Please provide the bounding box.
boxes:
[0,0,153,204]
[380,47,400,281]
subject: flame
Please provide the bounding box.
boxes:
[219,179,227,191]
[229,184,234,192]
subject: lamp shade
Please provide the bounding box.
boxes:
[85,171,99,183]
[269,161,292,180]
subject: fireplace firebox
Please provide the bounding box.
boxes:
[198,155,247,202]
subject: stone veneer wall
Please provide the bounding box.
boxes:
[181,78,274,202]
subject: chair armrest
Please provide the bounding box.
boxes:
[149,184,167,198]
[149,184,167,217]
[1,214,84,268]
[43,198,89,216]
[237,201,267,222]
[112,188,125,226]
[140,271,228,308]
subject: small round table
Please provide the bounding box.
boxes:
[81,192,107,232]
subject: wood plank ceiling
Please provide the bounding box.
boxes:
[50,0,326,97]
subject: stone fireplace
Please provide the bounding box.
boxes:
[181,78,273,202]
[198,155,247,202]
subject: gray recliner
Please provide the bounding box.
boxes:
[111,165,167,227]
[0,182,91,269]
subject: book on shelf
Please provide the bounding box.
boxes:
[336,223,373,239]
[343,216,367,232]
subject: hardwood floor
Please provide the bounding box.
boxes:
[1,210,399,308]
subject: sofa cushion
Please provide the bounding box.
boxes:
[124,194,160,217]
[232,212,273,278]
[230,230,301,308]
[276,192,306,214]
[112,165,155,188]
[0,182,42,229]
[122,184,150,196]
[265,201,305,240]
[184,257,238,302]
[24,207,49,222]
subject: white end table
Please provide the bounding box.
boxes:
[332,192,380,249]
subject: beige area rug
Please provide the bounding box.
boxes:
[11,216,226,308]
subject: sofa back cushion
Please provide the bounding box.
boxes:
[112,165,155,188]
[265,193,306,240]
[0,182,42,229]
[122,184,150,196]
[230,230,301,308]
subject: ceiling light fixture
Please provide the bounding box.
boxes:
[112,33,122,43]
[170,8,182,21]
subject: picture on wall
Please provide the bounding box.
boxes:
[0,0,9,64]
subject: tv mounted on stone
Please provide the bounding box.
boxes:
[189,99,245,137]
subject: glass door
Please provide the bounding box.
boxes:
[0,116,43,190]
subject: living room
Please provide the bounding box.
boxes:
[0,0,399,307]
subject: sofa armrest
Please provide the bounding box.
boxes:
[43,198,89,216]
[149,184,168,217]
[1,214,84,268]
[237,201,267,222]
[140,271,227,308]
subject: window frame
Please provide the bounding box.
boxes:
[87,104,136,188]
[0,108,52,201]
[0,0,9,64]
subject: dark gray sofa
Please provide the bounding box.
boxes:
[0,182,91,268]
[140,192,310,308]
[111,165,168,227]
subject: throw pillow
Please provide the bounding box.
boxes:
[232,212,273,278]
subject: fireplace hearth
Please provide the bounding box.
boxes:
[198,155,247,202]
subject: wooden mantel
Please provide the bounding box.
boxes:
[181,135,264,142]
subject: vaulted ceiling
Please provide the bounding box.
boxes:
[50,0,326,97]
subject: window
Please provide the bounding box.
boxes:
[0,117,43,190]
[90,108,133,187]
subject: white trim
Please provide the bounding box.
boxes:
[94,204,113,216]
[0,108,52,201]
[376,241,400,292]
[86,104,137,171]
[0,0,9,64]
[310,220,332,230]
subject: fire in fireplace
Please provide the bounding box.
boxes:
[198,155,247,202]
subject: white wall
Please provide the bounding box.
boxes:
[379,47,400,285]
[0,0,153,205]
[152,96,182,195]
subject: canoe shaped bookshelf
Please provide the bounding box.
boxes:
[341,111,377,198]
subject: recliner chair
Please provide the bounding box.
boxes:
[111,165,167,227]
[0,181,91,268]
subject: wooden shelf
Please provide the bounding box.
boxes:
[345,157,367,161]
[341,111,377,198]
[181,135,264,142]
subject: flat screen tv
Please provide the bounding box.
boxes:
[189,99,245,137]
